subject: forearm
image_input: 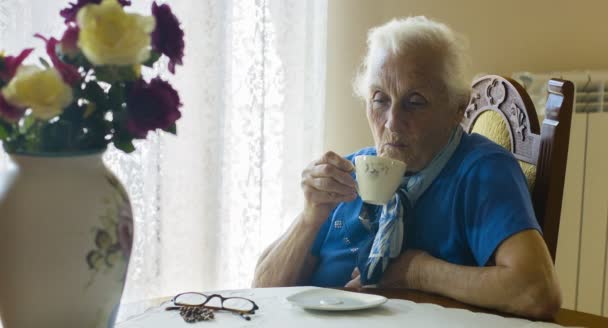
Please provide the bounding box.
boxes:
[390,252,560,319]
[252,212,324,287]
[415,256,533,313]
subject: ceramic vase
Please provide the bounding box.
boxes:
[0,151,133,328]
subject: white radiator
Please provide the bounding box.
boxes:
[514,71,608,316]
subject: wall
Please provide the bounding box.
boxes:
[325,0,608,154]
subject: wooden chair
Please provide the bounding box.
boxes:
[460,75,574,262]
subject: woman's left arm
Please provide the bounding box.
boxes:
[377,229,562,319]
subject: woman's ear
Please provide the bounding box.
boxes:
[456,94,469,116]
[457,101,466,117]
[453,93,469,124]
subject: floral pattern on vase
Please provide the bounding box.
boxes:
[86,174,133,287]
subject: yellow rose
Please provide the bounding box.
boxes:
[1,65,74,120]
[77,0,156,66]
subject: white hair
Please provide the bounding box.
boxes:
[354,16,471,108]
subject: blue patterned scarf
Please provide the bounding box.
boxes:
[358,125,464,285]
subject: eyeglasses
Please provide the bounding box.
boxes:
[166,292,259,322]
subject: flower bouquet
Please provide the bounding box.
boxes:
[0,0,185,154]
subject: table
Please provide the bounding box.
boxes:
[116,287,608,327]
[348,287,608,328]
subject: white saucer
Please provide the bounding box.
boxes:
[286,288,387,311]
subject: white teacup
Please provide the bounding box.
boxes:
[354,155,407,205]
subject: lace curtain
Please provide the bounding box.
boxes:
[0,0,327,304]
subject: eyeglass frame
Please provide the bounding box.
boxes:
[166,292,260,320]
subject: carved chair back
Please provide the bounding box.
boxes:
[461,75,574,262]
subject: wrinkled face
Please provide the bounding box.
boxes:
[366,47,462,172]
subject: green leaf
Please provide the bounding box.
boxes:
[2,140,15,153]
[108,83,126,111]
[83,81,109,109]
[142,51,162,68]
[61,102,83,121]
[0,124,9,139]
[85,81,105,98]
[39,57,51,69]
[0,119,12,132]
[40,120,74,152]
[163,123,177,135]
[59,52,92,71]
[94,67,117,84]
[114,139,135,153]
[121,66,139,82]
[95,65,138,84]
[20,115,36,134]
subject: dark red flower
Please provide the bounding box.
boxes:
[0,94,25,122]
[126,77,182,139]
[34,34,81,85]
[60,25,80,57]
[151,2,185,74]
[0,48,34,82]
[60,0,131,23]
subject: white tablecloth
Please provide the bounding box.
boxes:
[116,287,567,328]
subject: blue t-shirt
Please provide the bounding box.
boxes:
[309,132,541,287]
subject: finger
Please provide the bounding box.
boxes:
[309,164,357,189]
[316,151,354,173]
[305,186,357,204]
[345,277,362,288]
[351,267,360,279]
[308,177,356,195]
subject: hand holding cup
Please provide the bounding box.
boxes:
[301,151,358,224]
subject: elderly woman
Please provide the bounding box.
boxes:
[253,16,561,319]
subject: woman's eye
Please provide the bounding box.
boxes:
[404,93,428,107]
[373,97,388,104]
[371,92,390,107]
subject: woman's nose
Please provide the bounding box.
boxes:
[385,105,404,132]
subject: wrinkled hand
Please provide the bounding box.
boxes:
[345,250,429,288]
[345,267,362,288]
[378,249,429,288]
[301,151,357,225]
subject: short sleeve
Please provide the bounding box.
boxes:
[462,153,541,266]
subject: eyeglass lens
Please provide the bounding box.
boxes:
[174,293,256,312]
